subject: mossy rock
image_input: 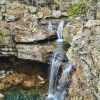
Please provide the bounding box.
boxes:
[0,36,4,44]
[65,35,73,44]
[0,29,10,36]
[62,27,73,44]
[67,3,88,17]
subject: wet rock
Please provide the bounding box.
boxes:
[0,70,13,79]
[38,75,44,81]
[0,93,4,100]
[0,73,24,90]
[0,70,45,91]
[0,70,6,79]
[38,75,45,85]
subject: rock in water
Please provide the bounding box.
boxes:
[0,93,4,100]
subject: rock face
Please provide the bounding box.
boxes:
[0,0,71,63]
[0,0,58,63]
[0,39,56,63]
[63,18,85,44]
[67,20,100,100]
[16,44,55,61]
[0,72,45,90]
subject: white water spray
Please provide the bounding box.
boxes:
[47,49,75,100]
[56,20,64,43]
[48,21,53,31]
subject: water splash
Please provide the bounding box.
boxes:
[48,49,68,96]
[46,49,75,100]
[56,21,64,43]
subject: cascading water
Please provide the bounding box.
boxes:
[56,20,64,43]
[46,49,75,100]
[48,21,53,31]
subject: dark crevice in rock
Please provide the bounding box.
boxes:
[13,35,57,44]
[0,56,50,79]
[0,56,50,91]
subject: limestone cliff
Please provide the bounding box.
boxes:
[67,20,100,100]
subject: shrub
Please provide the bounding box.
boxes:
[67,3,88,17]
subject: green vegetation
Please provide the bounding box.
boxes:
[0,29,10,36]
[67,3,88,17]
[4,88,41,100]
[0,29,10,44]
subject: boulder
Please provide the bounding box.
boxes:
[0,28,56,62]
[0,93,4,100]
[52,10,61,18]
[38,8,51,18]
[14,29,47,43]
[61,12,68,17]
[0,0,6,5]
[63,18,84,44]
[16,43,55,62]
[0,42,55,63]
[5,1,24,21]
[28,6,37,13]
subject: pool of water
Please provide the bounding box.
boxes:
[3,88,43,100]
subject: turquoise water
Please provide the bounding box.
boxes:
[3,88,42,100]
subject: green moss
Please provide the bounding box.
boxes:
[27,89,38,96]
[0,29,11,44]
[66,35,73,44]
[0,36,4,44]
[0,29,10,36]
[67,3,88,17]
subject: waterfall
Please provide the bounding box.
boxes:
[56,20,64,43]
[46,49,75,100]
[48,21,53,31]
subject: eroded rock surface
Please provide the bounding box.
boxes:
[67,20,100,100]
[0,0,58,63]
